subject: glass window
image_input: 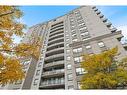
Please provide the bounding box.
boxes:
[98,41,105,47]
[36,70,40,76]
[73,47,82,53]
[66,49,70,53]
[74,56,83,63]
[82,37,90,41]
[85,45,91,49]
[33,79,38,85]
[67,56,71,60]
[76,68,85,75]
[66,38,69,41]
[66,34,69,37]
[66,44,69,46]
[81,32,89,36]
[67,64,72,70]
[72,38,78,42]
[68,74,73,80]
[68,85,74,90]
[38,62,42,67]
[72,33,76,37]
[77,82,81,89]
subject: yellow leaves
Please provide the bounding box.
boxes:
[0,58,24,85]
[81,47,118,74]
[80,47,127,89]
[0,6,42,85]
[0,6,26,85]
[0,53,4,63]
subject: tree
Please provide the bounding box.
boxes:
[0,6,42,85]
[80,47,127,89]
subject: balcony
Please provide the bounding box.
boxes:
[106,22,112,27]
[92,6,96,9]
[45,53,64,61]
[50,27,64,34]
[47,43,64,51]
[94,8,98,12]
[42,69,65,77]
[102,18,108,22]
[47,42,64,49]
[43,61,64,68]
[39,81,65,89]
[49,30,64,38]
[96,10,101,15]
[99,14,104,18]
[51,21,63,27]
[110,28,117,33]
[48,38,64,46]
[48,33,64,41]
[46,47,64,55]
[51,24,64,30]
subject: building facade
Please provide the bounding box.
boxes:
[1,6,127,90]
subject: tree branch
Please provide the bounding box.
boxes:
[0,11,14,17]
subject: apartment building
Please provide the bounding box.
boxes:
[1,6,127,90]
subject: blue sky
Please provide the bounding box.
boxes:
[17,6,127,43]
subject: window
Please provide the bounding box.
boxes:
[85,45,91,49]
[36,70,40,76]
[79,26,87,30]
[33,79,38,85]
[67,64,72,70]
[68,74,73,80]
[66,49,70,53]
[74,56,83,63]
[66,38,69,41]
[68,85,74,90]
[72,38,78,42]
[76,68,85,75]
[67,56,71,60]
[38,62,42,67]
[82,37,90,41]
[98,41,105,48]
[72,33,76,37]
[66,34,69,37]
[66,44,69,46]
[73,47,82,53]
[81,32,89,36]
[77,82,81,89]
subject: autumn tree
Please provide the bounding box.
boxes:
[80,47,127,89]
[0,6,42,85]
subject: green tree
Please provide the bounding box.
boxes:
[80,47,127,89]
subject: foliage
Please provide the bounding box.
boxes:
[80,47,127,89]
[0,6,42,85]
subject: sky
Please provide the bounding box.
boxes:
[16,6,127,43]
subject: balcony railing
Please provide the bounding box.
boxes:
[46,47,64,55]
[40,80,65,88]
[48,38,64,46]
[42,69,65,77]
[51,24,64,30]
[99,14,104,18]
[43,60,64,68]
[106,22,112,27]
[45,53,64,61]
[47,42,64,49]
[50,27,64,34]
[48,33,64,42]
[49,30,64,38]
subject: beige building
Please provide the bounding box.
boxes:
[1,6,127,90]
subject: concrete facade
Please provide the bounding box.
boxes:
[1,6,127,90]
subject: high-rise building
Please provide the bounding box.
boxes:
[1,6,127,90]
